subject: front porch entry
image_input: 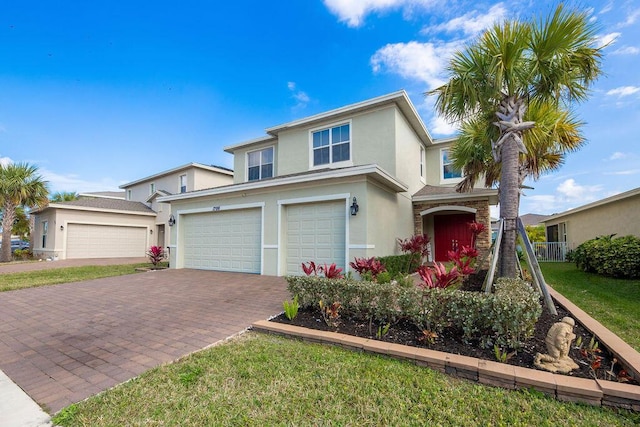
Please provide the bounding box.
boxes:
[433,213,475,261]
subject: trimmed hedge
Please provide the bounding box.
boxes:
[286,276,541,350]
[377,254,421,275]
[573,235,640,279]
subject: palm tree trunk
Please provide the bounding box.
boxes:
[494,95,533,278]
[0,201,16,262]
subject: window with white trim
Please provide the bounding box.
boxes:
[420,147,425,180]
[312,123,350,167]
[179,174,187,193]
[441,148,462,180]
[126,189,132,200]
[42,221,48,248]
[149,182,155,195]
[247,147,274,181]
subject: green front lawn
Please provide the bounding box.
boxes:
[0,263,166,292]
[539,262,640,351]
[53,332,638,426]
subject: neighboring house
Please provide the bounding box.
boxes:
[159,91,498,276]
[542,187,640,249]
[31,163,233,260]
[520,213,549,227]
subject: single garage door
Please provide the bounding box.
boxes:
[66,224,147,259]
[285,200,346,275]
[182,208,261,273]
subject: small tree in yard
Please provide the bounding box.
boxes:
[0,162,49,262]
[147,246,165,267]
[429,5,603,278]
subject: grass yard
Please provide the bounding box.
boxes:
[52,332,639,427]
[0,263,165,292]
[540,262,640,351]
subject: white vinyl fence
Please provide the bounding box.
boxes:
[532,242,570,262]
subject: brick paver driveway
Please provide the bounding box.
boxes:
[0,269,288,413]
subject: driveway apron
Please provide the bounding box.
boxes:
[0,269,288,413]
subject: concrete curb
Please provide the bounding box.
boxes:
[0,369,51,427]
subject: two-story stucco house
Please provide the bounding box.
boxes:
[31,163,233,260]
[159,91,498,275]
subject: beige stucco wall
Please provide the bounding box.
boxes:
[394,108,427,195]
[425,140,462,187]
[167,176,412,275]
[32,208,156,260]
[231,106,403,183]
[545,193,640,248]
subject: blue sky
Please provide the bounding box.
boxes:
[1,0,638,216]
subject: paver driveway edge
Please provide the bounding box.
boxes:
[0,269,289,414]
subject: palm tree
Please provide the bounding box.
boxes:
[0,162,49,262]
[50,191,79,202]
[429,5,603,278]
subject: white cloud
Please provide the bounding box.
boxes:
[595,32,620,48]
[371,40,461,89]
[287,81,311,110]
[421,3,507,36]
[612,45,640,55]
[606,86,640,97]
[603,169,640,176]
[608,151,627,160]
[618,9,640,28]
[323,0,408,27]
[522,194,557,214]
[600,1,614,14]
[40,168,123,193]
[556,178,602,203]
[429,115,458,135]
[0,155,13,167]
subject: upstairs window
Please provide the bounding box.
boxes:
[149,182,156,195]
[42,221,48,248]
[247,147,274,181]
[126,189,132,200]
[420,147,425,180]
[441,148,462,181]
[179,174,187,193]
[312,123,350,167]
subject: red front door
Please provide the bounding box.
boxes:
[433,214,475,262]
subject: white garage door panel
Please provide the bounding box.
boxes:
[286,201,346,276]
[182,209,261,273]
[66,224,147,259]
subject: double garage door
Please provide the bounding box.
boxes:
[66,224,147,259]
[180,201,346,275]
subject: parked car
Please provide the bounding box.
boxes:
[10,240,30,253]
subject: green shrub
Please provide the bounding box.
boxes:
[573,235,640,279]
[285,275,541,349]
[377,254,420,276]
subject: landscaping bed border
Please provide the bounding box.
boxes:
[252,285,640,411]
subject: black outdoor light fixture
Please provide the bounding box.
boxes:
[350,197,359,216]
[168,214,176,227]
[60,225,64,231]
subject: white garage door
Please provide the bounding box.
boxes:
[182,208,261,273]
[66,224,147,259]
[285,201,346,275]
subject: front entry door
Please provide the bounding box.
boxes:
[433,213,475,262]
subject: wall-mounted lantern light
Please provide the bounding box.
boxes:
[150,229,153,234]
[168,214,176,227]
[350,197,359,216]
[60,225,64,231]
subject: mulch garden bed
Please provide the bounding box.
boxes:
[272,271,638,384]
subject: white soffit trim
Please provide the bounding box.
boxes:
[41,204,156,216]
[413,190,498,204]
[420,206,477,216]
[159,165,408,202]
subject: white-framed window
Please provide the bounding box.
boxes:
[247,146,274,181]
[310,122,351,168]
[179,174,187,193]
[420,146,425,182]
[42,221,48,248]
[126,189,132,200]
[149,182,156,195]
[441,148,462,181]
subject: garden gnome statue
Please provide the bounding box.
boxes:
[534,317,579,374]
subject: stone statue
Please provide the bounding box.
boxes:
[534,317,579,373]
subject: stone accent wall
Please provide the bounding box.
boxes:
[413,199,492,263]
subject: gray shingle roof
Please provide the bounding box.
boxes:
[54,198,155,213]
